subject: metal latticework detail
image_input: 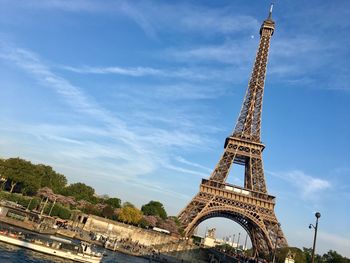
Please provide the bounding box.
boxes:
[178,7,288,258]
[233,17,274,143]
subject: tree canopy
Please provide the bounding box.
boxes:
[117,205,143,225]
[101,205,114,219]
[36,164,67,193]
[0,157,183,234]
[0,158,67,195]
[141,200,167,219]
[0,158,40,194]
[61,182,95,202]
[273,247,350,263]
[105,197,121,209]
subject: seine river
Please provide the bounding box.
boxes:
[0,241,152,263]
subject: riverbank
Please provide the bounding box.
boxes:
[0,200,210,262]
[0,218,210,263]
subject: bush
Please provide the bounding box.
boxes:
[0,191,40,210]
[141,201,167,219]
[44,203,71,220]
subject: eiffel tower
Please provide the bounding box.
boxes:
[178,5,288,256]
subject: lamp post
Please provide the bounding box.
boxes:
[243,233,248,256]
[236,232,241,251]
[26,198,33,211]
[48,198,57,217]
[309,212,321,263]
[244,234,248,251]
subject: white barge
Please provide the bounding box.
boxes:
[0,230,103,263]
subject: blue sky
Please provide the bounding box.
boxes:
[1,0,350,257]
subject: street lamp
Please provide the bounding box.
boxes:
[236,232,241,251]
[309,212,321,263]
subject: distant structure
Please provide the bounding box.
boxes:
[178,5,288,257]
[207,228,216,239]
[203,228,218,247]
[285,250,296,263]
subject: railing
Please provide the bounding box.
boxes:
[201,179,275,202]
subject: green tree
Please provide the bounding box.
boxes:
[0,158,68,196]
[141,200,167,219]
[322,250,350,263]
[105,197,121,209]
[101,205,114,219]
[61,183,95,202]
[303,247,312,263]
[36,164,67,193]
[0,158,40,194]
[45,203,71,219]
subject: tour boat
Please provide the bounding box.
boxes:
[0,229,103,263]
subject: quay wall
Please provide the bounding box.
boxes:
[78,215,211,262]
[81,215,210,262]
[82,215,176,246]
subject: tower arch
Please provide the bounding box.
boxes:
[184,200,274,254]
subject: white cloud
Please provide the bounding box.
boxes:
[174,156,212,173]
[2,1,259,37]
[61,65,235,82]
[268,170,331,199]
[166,40,256,65]
[0,42,220,205]
[62,65,163,77]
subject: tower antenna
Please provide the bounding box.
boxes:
[268,3,274,19]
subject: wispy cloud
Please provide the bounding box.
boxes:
[61,65,236,82]
[162,163,209,178]
[0,42,213,149]
[268,170,331,199]
[166,40,256,65]
[1,0,259,37]
[0,41,220,205]
[62,65,163,77]
[0,45,118,125]
[0,120,197,208]
[7,0,348,91]
[174,156,212,173]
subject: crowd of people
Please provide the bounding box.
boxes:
[214,247,269,263]
[102,237,155,255]
[116,237,155,255]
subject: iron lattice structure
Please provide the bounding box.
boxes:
[178,7,288,256]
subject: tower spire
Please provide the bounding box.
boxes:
[233,5,275,142]
[268,3,274,20]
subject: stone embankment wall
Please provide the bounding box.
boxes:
[82,215,176,246]
[82,215,210,262]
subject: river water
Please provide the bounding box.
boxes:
[0,241,153,263]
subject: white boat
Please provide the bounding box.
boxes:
[0,230,103,263]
